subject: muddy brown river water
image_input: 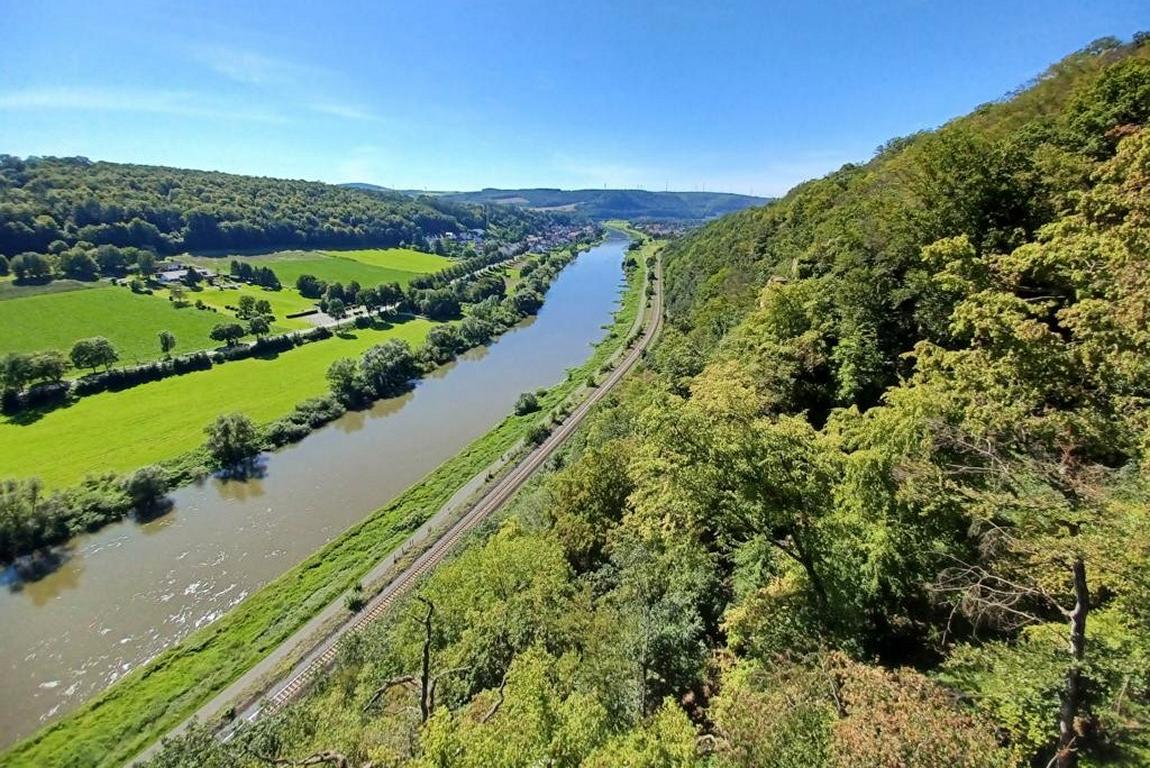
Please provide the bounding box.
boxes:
[0,233,629,748]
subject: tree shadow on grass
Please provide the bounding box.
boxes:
[250,347,284,361]
[2,391,76,426]
[393,312,419,324]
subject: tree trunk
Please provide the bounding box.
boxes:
[1057,556,1089,768]
[792,532,828,611]
[418,597,434,723]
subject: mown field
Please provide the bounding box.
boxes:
[187,247,451,290]
[0,235,654,768]
[0,284,227,362]
[332,247,450,273]
[0,318,436,487]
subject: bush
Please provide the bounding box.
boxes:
[292,396,345,426]
[265,396,346,447]
[16,381,70,410]
[251,334,296,355]
[525,422,551,446]
[345,582,366,612]
[203,413,262,467]
[122,465,170,509]
[0,388,20,414]
[0,479,69,562]
[264,418,312,448]
[58,473,131,533]
[514,391,541,415]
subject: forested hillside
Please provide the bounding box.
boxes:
[0,158,549,256]
[148,36,1150,768]
[438,188,770,221]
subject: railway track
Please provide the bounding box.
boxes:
[204,248,663,744]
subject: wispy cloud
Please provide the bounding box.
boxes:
[546,147,860,196]
[0,86,284,122]
[307,101,386,123]
[713,150,863,196]
[189,44,384,123]
[189,44,319,87]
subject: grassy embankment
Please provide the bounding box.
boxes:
[1,235,658,768]
[0,318,436,488]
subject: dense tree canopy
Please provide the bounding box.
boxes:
[0,156,561,257]
[143,33,1150,768]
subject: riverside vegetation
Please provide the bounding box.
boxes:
[139,35,1150,768]
[0,229,603,563]
[0,230,656,767]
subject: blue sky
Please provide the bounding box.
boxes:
[0,1,1145,195]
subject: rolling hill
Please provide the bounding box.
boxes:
[341,184,771,221]
[437,187,770,221]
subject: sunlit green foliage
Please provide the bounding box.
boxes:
[0,157,557,255]
[142,35,1150,768]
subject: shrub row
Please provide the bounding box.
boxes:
[4,326,339,414]
[0,466,171,563]
[264,396,347,448]
[73,352,213,395]
[1,237,606,562]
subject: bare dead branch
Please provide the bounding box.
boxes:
[362,674,418,713]
[931,554,1068,635]
[250,748,354,767]
[480,673,508,724]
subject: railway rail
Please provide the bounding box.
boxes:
[135,244,663,762]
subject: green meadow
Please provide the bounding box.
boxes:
[164,283,318,329]
[0,284,227,363]
[0,318,436,487]
[0,278,102,301]
[333,247,451,273]
[187,247,451,290]
[0,237,653,768]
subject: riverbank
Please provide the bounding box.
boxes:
[0,240,593,491]
[0,235,600,565]
[0,232,660,768]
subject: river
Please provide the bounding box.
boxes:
[0,231,629,748]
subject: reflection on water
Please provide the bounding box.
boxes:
[336,409,367,434]
[213,474,268,503]
[0,233,630,747]
[459,342,493,364]
[365,389,416,421]
[138,509,178,535]
[2,550,80,604]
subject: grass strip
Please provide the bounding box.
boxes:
[1,238,654,768]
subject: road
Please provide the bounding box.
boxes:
[131,244,663,764]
